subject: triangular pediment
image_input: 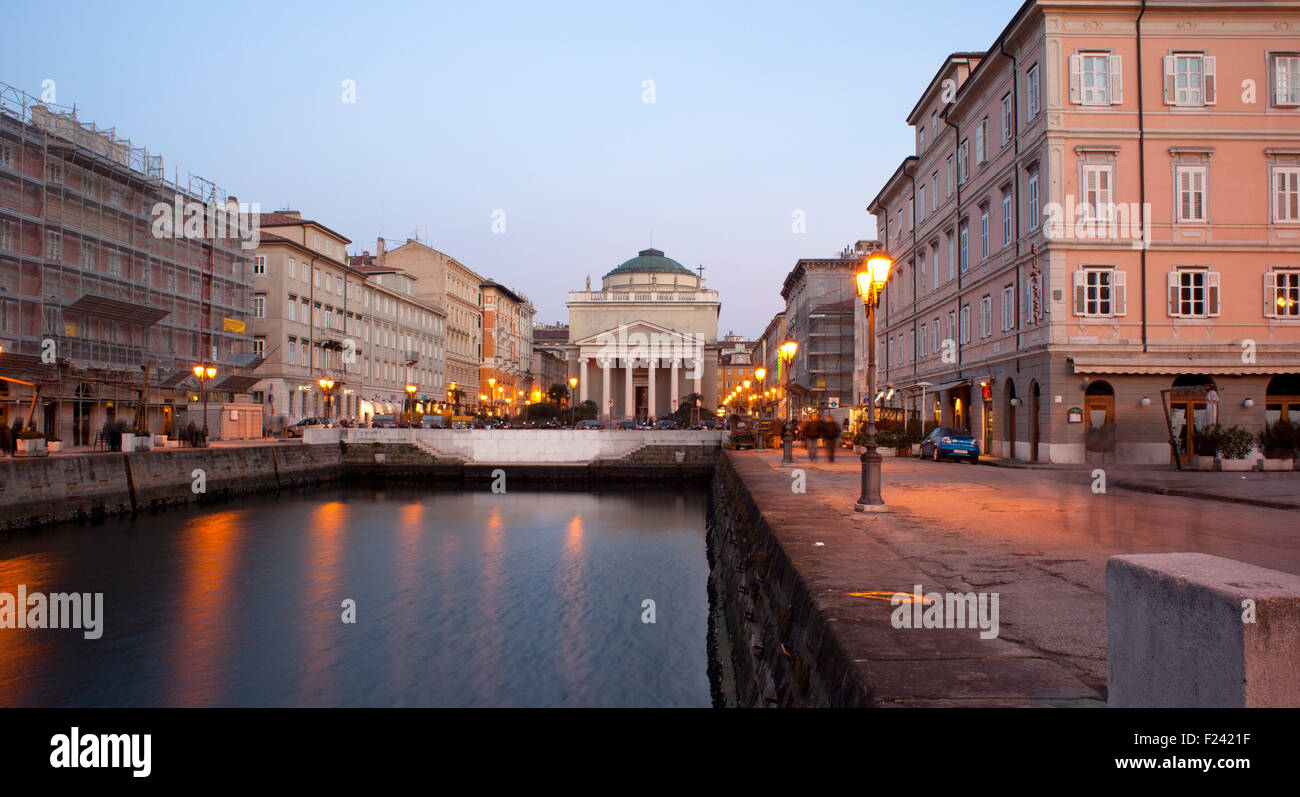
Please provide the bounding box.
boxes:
[571,319,693,346]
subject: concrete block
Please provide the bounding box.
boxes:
[1107,553,1300,707]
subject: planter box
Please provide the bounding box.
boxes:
[1192,455,1216,471]
[153,435,168,447]
[121,433,137,453]
[895,446,912,457]
[912,444,922,456]
[15,438,47,457]
[46,441,61,453]
[1260,458,1295,472]
[135,436,153,451]
[1218,459,1254,472]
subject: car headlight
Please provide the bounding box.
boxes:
[941,436,952,443]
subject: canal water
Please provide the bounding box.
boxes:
[0,487,712,707]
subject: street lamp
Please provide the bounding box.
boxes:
[449,381,457,415]
[192,364,217,446]
[853,252,894,511]
[488,377,497,416]
[754,368,767,450]
[778,341,798,464]
[568,376,578,425]
[405,383,417,423]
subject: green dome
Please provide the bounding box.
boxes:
[605,248,694,277]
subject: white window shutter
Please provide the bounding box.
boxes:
[1110,55,1124,104]
[1113,269,1126,316]
[1265,270,1277,318]
[1163,55,1176,104]
[1274,58,1286,105]
[1069,54,1082,104]
[1073,270,1086,315]
[1167,271,1180,317]
[1204,56,1216,104]
[1207,271,1221,317]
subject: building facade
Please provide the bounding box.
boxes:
[381,238,483,404]
[479,279,535,413]
[250,213,446,424]
[781,240,878,425]
[0,82,256,443]
[560,248,720,423]
[870,0,1300,464]
[716,334,756,410]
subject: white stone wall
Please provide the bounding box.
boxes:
[307,428,725,464]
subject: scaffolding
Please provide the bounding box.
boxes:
[0,80,254,442]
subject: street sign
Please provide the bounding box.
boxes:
[828,397,839,408]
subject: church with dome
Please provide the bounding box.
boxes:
[561,248,721,423]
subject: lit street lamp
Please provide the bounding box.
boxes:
[754,367,766,450]
[405,383,417,422]
[568,376,578,425]
[778,341,798,465]
[318,377,337,419]
[192,364,217,446]
[854,252,894,511]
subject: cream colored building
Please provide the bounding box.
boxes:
[249,213,446,424]
[480,279,535,411]
[560,248,720,423]
[380,238,483,402]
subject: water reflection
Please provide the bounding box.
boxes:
[0,487,710,707]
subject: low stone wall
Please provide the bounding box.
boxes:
[0,453,134,530]
[708,454,870,707]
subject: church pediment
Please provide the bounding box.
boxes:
[571,319,695,346]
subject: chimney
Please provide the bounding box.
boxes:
[377,237,386,268]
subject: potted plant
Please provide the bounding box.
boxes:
[15,428,47,457]
[45,434,61,453]
[1216,425,1256,471]
[120,426,146,453]
[1190,425,1220,471]
[1257,419,1298,471]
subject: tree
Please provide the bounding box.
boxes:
[526,402,560,420]
[573,399,598,421]
[546,383,568,405]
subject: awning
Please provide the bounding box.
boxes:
[65,294,169,326]
[213,375,262,393]
[1070,356,1298,375]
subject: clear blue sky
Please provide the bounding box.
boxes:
[3,0,1020,337]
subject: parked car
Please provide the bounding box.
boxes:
[616,421,636,430]
[287,417,335,437]
[920,427,979,463]
[370,414,397,428]
[420,415,446,429]
[655,420,678,430]
[578,419,604,430]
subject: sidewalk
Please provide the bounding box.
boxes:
[982,455,1300,512]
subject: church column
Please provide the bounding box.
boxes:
[648,359,657,420]
[692,357,703,401]
[579,357,588,403]
[671,358,680,413]
[602,359,611,423]
[624,357,634,422]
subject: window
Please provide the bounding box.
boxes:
[0,219,10,252]
[919,324,927,358]
[918,250,927,291]
[46,230,61,260]
[1176,166,1207,223]
[253,337,266,357]
[1002,192,1013,245]
[980,208,989,259]
[287,296,296,322]
[287,337,295,365]
[1271,53,1300,107]
[1001,93,1013,145]
[1082,164,1114,221]
[919,125,926,152]
[1071,52,1119,105]
[253,294,266,318]
[1073,267,1126,316]
[1267,269,1300,317]
[1168,267,1219,317]
[0,145,10,169]
[931,243,940,290]
[1027,64,1041,118]
[946,233,955,280]
[108,251,121,277]
[977,117,988,164]
[930,110,938,136]
[1165,53,1215,106]
[932,172,939,211]
[1000,285,1015,331]
[933,318,941,353]
[314,268,320,288]
[253,255,266,275]
[979,296,991,338]
[958,139,969,184]
[80,246,96,270]
[958,220,969,272]
[47,163,62,184]
[960,305,970,344]
[1027,169,1040,229]
[1273,167,1300,223]
[917,184,926,223]
[946,156,954,197]
[946,311,956,346]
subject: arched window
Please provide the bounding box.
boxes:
[1265,374,1300,424]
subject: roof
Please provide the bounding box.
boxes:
[605,248,694,277]
[255,212,352,245]
[481,279,525,305]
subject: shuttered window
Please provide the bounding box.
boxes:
[1176,166,1207,222]
[1168,268,1219,318]
[1073,268,1125,317]
[1274,167,1300,223]
[1265,270,1300,318]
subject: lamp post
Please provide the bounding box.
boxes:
[488,377,497,416]
[568,376,578,426]
[754,368,766,450]
[405,383,417,423]
[192,364,216,446]
[318,377,336,419]
[448,381,457,415]
[778,341,797,465]
[853,252,893,511]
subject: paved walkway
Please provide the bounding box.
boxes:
[727,446,1300,701]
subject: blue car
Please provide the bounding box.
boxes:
[921,427,980,463]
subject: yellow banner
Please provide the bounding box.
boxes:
[223,317,246,334]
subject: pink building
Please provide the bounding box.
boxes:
[868,0,1300,465]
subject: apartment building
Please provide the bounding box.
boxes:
[0,82,255,443]
[480,279,535,411]
[381,238,483,404]
[781,240,879,425]
[250,213,446,424]
[870,0,1300,464]
[716,334,756,409]
[758,311,789,417]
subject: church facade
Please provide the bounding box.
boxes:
[560,249,720,424]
